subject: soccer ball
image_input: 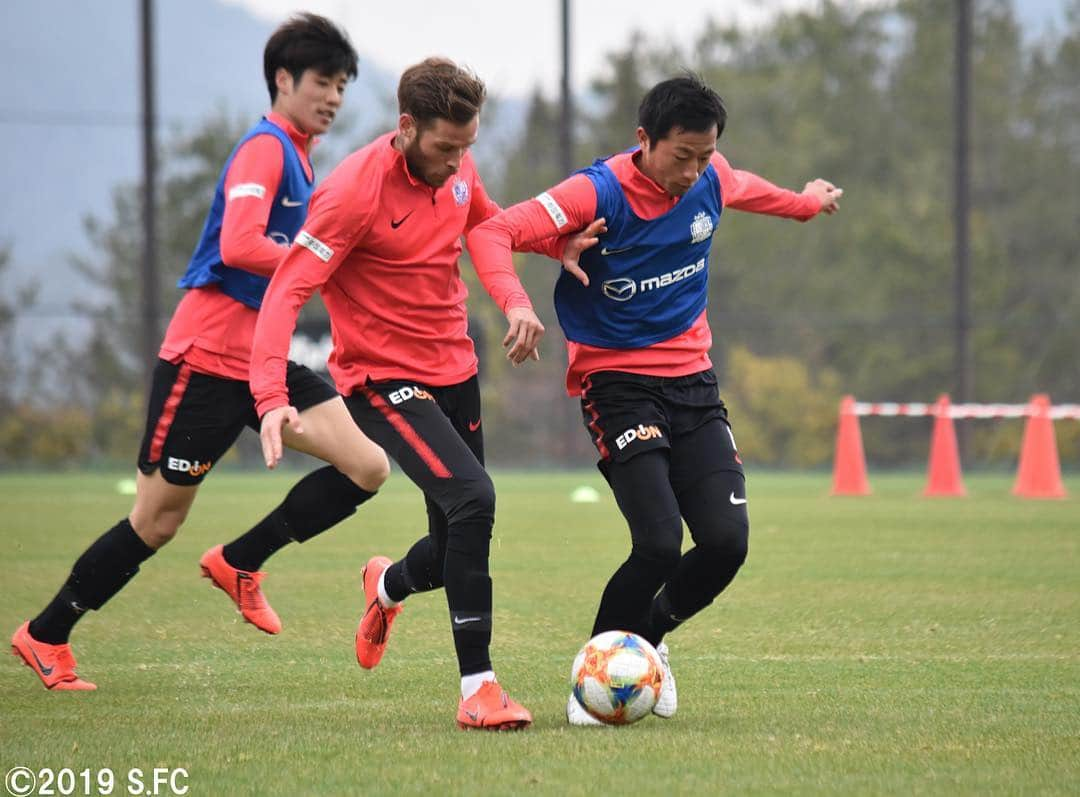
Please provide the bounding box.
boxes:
[570,630,665,725]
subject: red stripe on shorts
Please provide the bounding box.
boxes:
[581,377,610,460]
[149,363,193,463]
[361,386,452,479]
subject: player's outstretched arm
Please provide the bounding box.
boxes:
[259,405,303,469]
[714,152,842,221]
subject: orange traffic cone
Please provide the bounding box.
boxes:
[1012,394,1066,499]
[832,395,871,495]
[924,394,966,496]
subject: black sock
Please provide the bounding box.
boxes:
[223,466,376,571]
[221,508,293,572]
[591,550,672,641]
[646,587,688,645]
[382,558,415,604]
[645,536,746,644]
[443,521,493,676]
[383,535,444,603]
[28,586,84,645]
[29,518,155,644]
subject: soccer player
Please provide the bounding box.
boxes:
[466,74,843,725]
[11,14,389,691]
[250,57,596,730]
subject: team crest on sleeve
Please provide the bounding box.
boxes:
[690,211,715,244]
[452,179,470,206]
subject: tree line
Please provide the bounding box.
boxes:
[2,0,1077,468]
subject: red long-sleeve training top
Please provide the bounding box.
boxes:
[249,132,564,417]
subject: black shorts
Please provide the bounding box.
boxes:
[580,369,743,473]
[137,358,338,485]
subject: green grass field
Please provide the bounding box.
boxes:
[1,470,1078,795]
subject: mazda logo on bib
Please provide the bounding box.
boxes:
[602,278,637,302]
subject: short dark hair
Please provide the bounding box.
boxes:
[638,73,727,143]
[264,13,359,102]
[397,57,486,128]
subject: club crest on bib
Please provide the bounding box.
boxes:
[690,211,714,244]
[452,179,469,206]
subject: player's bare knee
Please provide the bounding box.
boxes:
[335,447,389,493]
[360,450,390,491]
[130,511,185,550]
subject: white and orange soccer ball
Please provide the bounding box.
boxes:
[570,630,665,725]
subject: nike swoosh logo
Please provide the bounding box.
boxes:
[390,210,414,229]
[464,709,480,722]
[29,645,55,676]
[601,245,633,256]
[453,615,481,625]
[468,419,481,432]
[729,492,747,505]
[281,197,303,207]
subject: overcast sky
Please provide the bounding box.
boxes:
[224,0,879,97]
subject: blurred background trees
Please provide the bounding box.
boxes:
[471,0,1080,467]
[4,0,1078,468]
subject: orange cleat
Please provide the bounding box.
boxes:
[457,681,532,730]
[11,621,96,691]
[355,555,402,669]
[199,545,281,635]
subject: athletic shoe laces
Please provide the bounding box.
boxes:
[361,602,390,644]
[53,646,77,674]
[238,574,270,613]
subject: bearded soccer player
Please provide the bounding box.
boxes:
[467,74,842,725]
[11,14,390,692]
[250,57,592,730]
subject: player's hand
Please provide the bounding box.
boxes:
[259,405,303,469]
[561,217,606,286]
[803,179,843,215]
[503,306,545,365]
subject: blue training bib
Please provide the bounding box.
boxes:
[553,156,722,349]
[177,117,313,310]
